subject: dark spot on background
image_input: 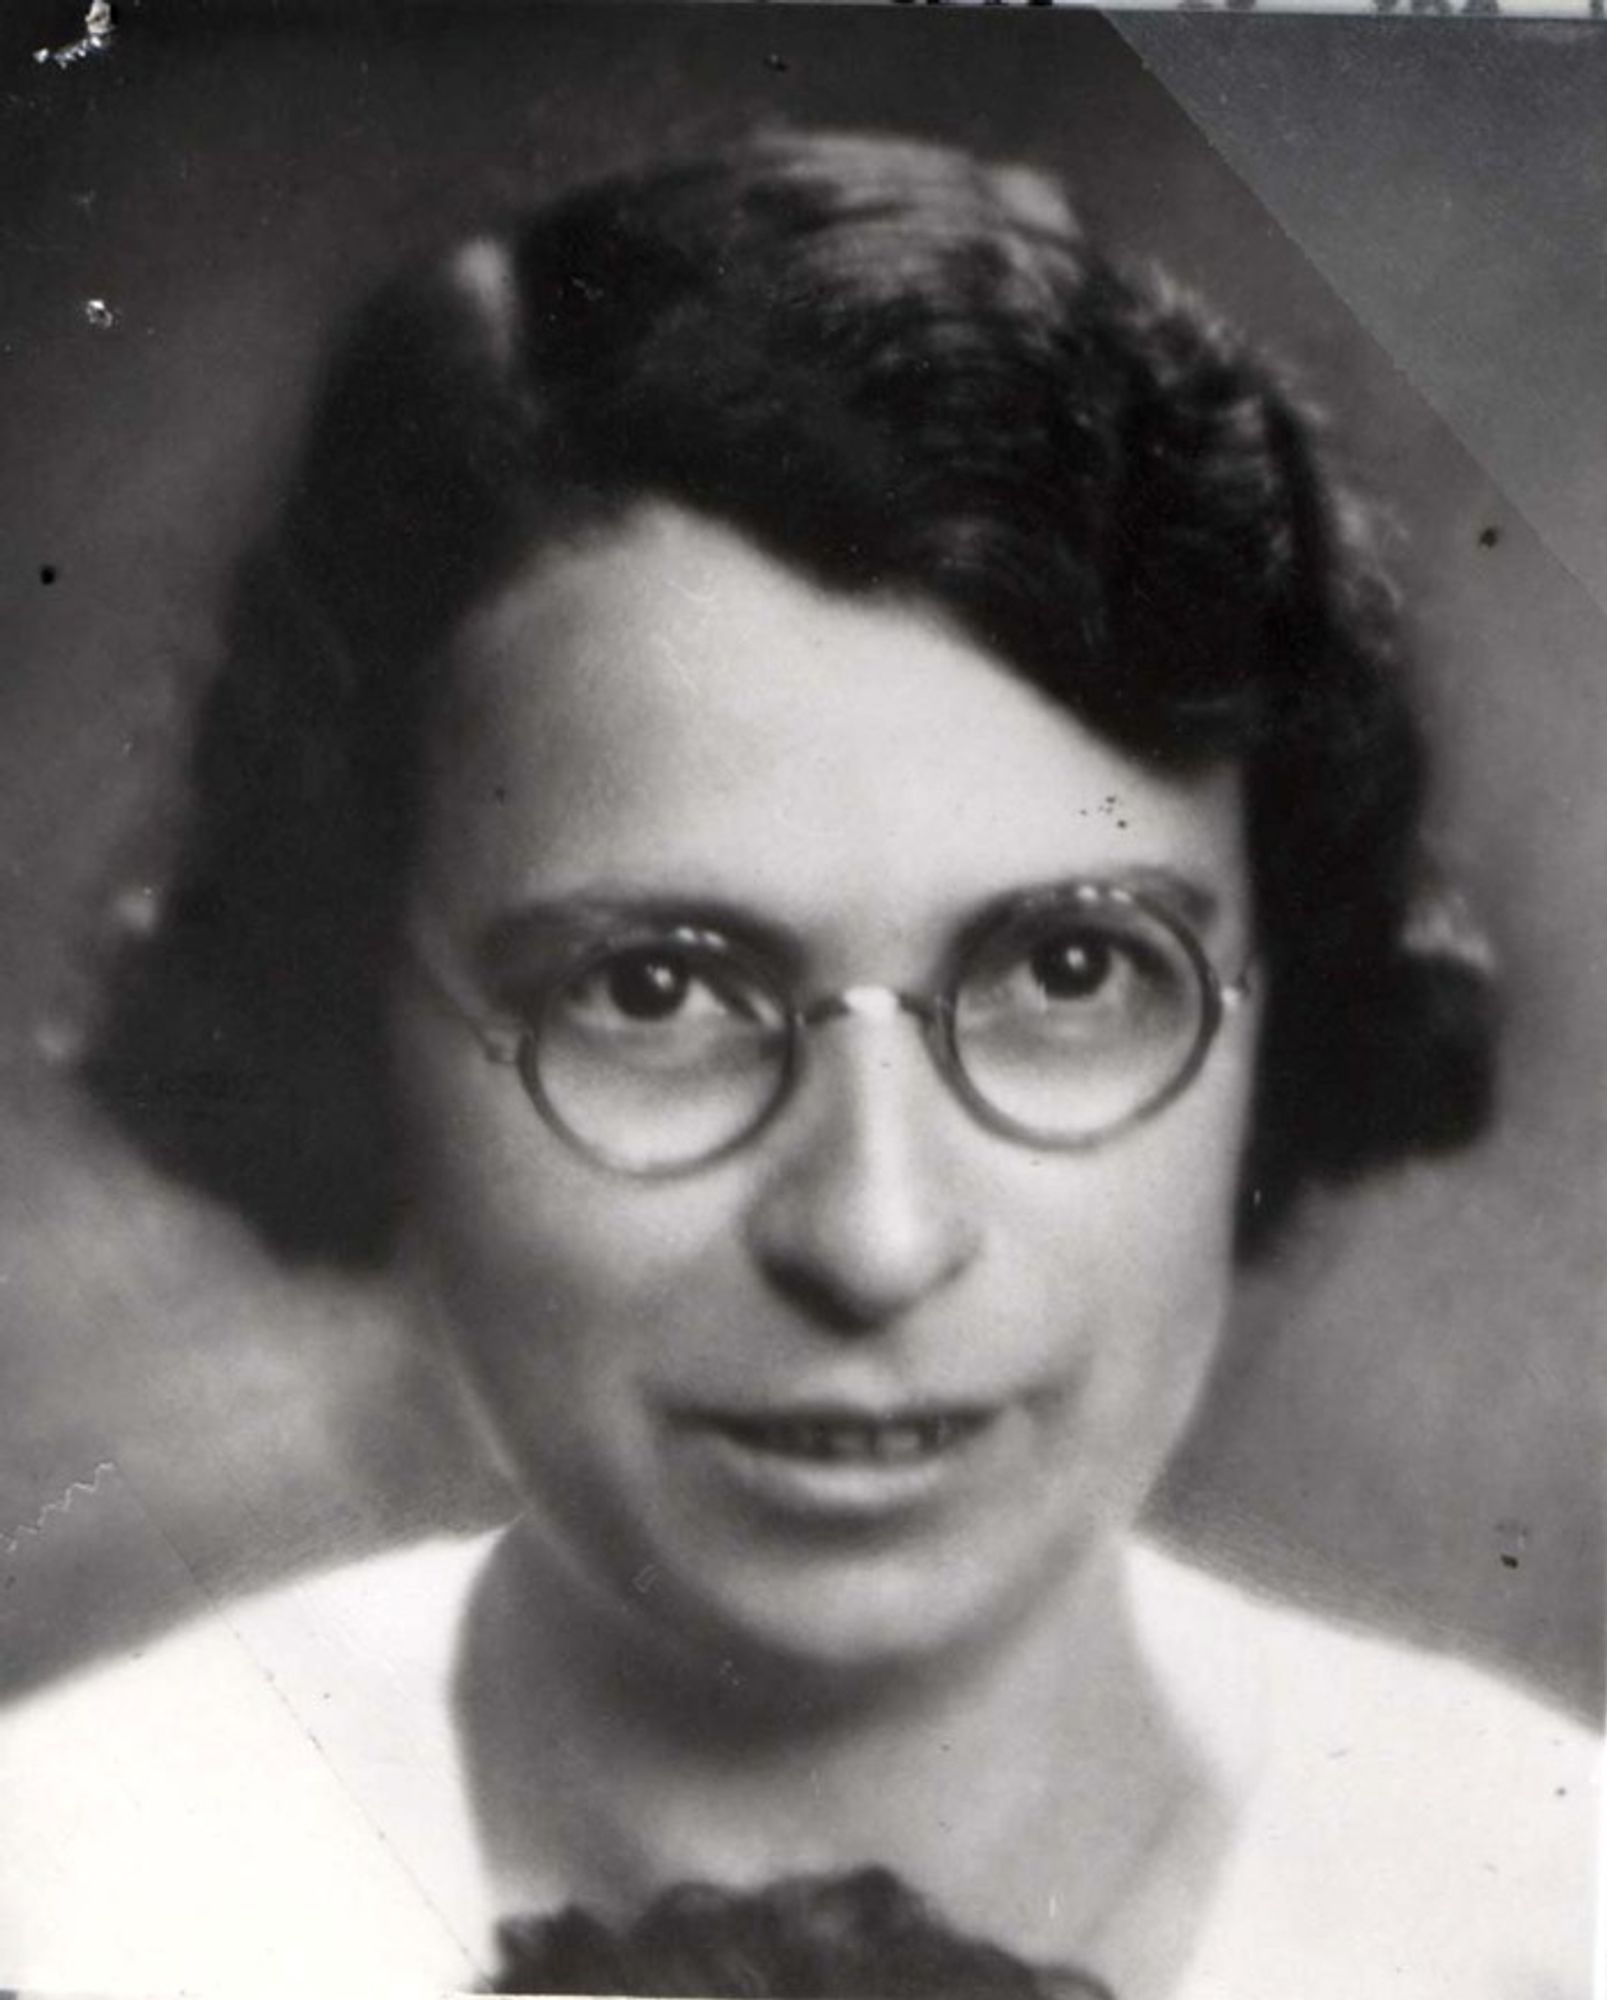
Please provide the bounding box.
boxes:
[39,565,57,585]
[764,53,790,73]
[1494,1518,1529,1573]
[1478,525,1500,548]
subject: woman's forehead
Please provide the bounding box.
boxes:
[421,505,1251,956]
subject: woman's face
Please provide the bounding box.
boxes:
[395,505,1259,1679]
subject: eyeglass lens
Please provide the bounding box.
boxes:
[950,897,1203,1140]
[529,938,790,1172]
[524,896,1213,1173]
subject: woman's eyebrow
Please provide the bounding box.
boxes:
[474,893,811,978]
[958,867,1226,940]
[1103,866,1225,933]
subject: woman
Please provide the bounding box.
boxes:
[0,133,1591,1999]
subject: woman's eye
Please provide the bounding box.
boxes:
[962,918,1180,1035]
[1001,926,1137,1014]
[1027,931,1116,1003]
[602,950,695,1022]
[562,943,770,1032]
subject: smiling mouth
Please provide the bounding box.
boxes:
[705,1410,994,1464]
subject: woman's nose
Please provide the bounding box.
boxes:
[743,1007,982,1335]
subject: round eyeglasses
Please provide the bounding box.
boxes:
[407,883,1253,1177]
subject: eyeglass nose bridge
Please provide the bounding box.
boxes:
[800,985,942,1032]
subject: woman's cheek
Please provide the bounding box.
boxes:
[1072,1081,1249,1427]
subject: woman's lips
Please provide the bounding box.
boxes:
[670,1404,1005,1522]
[708,1409,992,1463]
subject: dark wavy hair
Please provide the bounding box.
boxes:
[81,129,1496,1264]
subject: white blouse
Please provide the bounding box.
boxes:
[0,1466,1595,2000]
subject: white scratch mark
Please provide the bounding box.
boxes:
[662,573,716,610]
[2,1460,117,1557]
[35,0,115,68]
[651,629,700,698]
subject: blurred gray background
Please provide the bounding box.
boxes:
[0,4,1600,1718]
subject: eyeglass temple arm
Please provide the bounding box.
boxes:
[403,933,524,1065]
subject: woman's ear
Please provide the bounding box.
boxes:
[1366,916,1500,1160]
[1233,882,1500,1263]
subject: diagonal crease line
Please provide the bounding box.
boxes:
[13,1461,485,1978]
[1111,22,1607,632]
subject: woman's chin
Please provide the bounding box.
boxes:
[625,1536,1073,1699]
[507,1437,1108,1696]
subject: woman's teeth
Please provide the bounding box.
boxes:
[720,1414,986,1462]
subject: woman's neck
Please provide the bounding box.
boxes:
[453,1519,1239,1981]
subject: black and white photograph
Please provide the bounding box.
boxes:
[0,7,1600,1997]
